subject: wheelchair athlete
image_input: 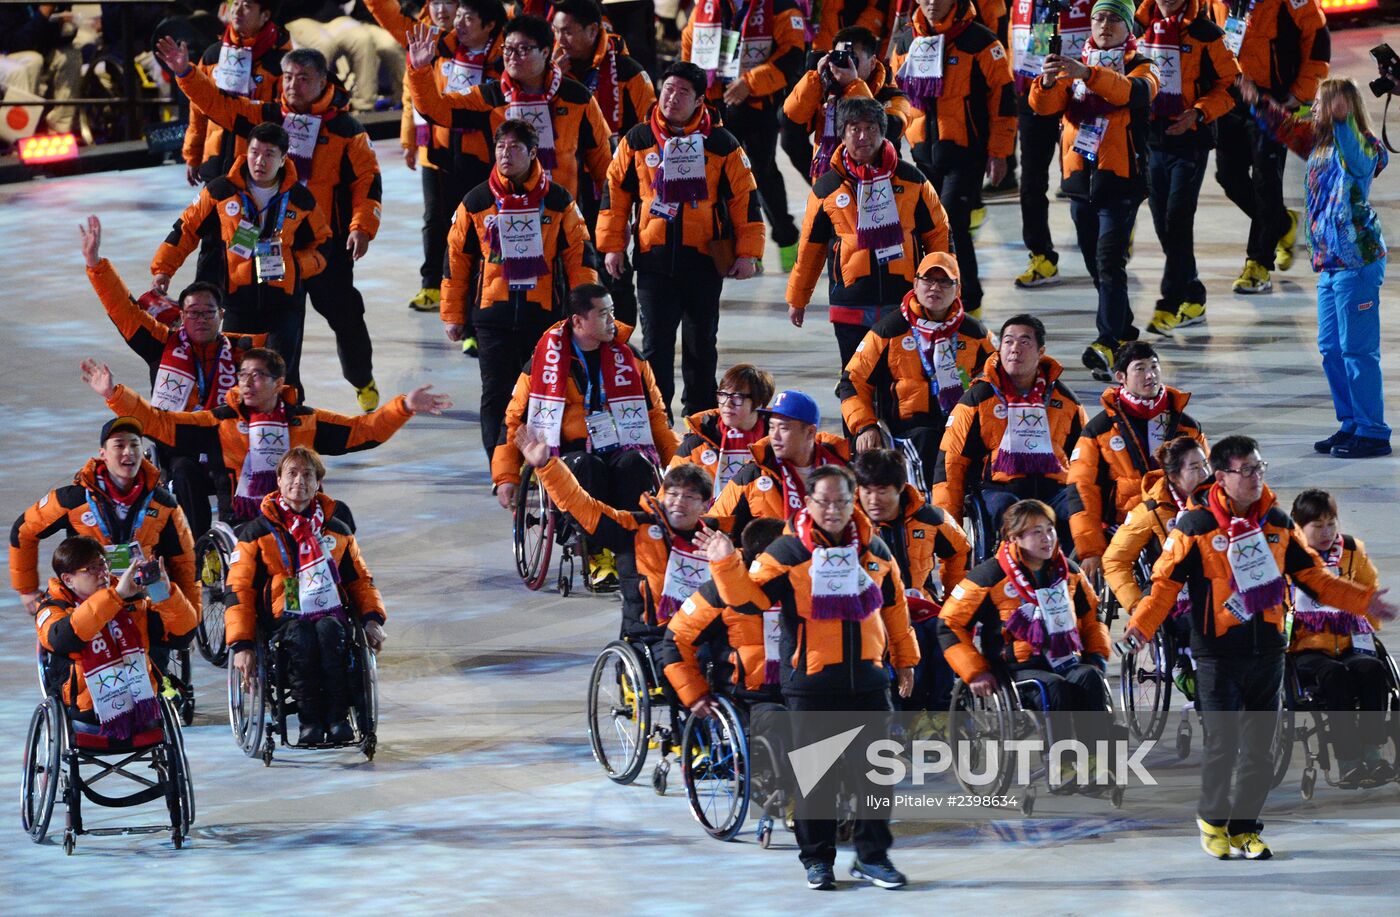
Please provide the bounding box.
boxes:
[939,499,1113,776]
[670,364,775,504]
[35,536,196,737]
[1103,436,1213,693]
[662,518,788,717]
[226,447,387,746]
[516,425,728,642]
[1288,489,1392,788]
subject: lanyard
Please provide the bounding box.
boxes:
[85,488,155,546]
[241,190,290,240]
[912,336,941,407]
[572,341,606,411]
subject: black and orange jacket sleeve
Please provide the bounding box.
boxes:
[105,384,225,457]
[309,398,416,455]
[1101,479,1174,612]
[661,581,730,707]
[1289,535,1381,656]
[534,455,643,551]
[1235,0,1329,103]
[10,488,77,595]
[88,258,172,368]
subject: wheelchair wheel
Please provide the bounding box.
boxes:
[949,678,1017,796]
[586,641,651,784]
[194,526,235,666]
[514,464,557,591]
[1270,704,1294,790]
[1121,628,1173,742]
[749,733,788,826]
[962,491,998,565]
[355,639,379,761]
[227,640,267,758]
[681,696,751,841]
[21,698,62,844]
[168,648,196,726]
[159,696,194,842]
[35,641,52,696]
[77,52,128,146]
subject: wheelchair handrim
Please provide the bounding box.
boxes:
[681,698,750,840]
[587,644,650,783]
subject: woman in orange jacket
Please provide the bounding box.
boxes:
[36,536,196,737]
[670,363,774,502]
[1287,489,1391,787]
[1028,0,1158,382]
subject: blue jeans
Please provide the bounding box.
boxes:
[1069,197,1141,346]
[1147,147,1209,310]
[1317,259,1389,441]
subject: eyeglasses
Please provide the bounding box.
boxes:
[808,498,853,510]
[716,391,751,405]
[1221,462,1268,478]
[74,560,111,578]
[502,43,540,58]
[915,274,957,288]
[182,309,220,320]
[237,370,274,383]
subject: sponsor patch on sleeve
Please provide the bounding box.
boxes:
[229,549,241,564]
[790,14,804,30]
[951,584,966,599]
[681,597,697,615]
[990,44,1006,60]
[37,609,52,628]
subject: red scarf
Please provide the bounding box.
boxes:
[1290,536,1373,637]
[715,416,766,493]
[233,400,289,519]
[1205,483,1287,618]
[212,21,281,96]
[655,521,710,622]
[501,67,563,170]
[1142,9,1184,117]
[227,20,281,61]
[525,322,659,459]
[997,541,1083,658]
[79,598,161,739]
[649,103,713,204]
[793,509,883,621]
[692,0,774,85]
[487,162,551,282]
[152,330,238,411]
[270,494,346,622]
[991,364,1062,475]
[1164,476,1193,619]
[95,464,145,511]
[1115,385,1170,470]
[280,92,339,185]
[1069,36,1137,122]
[774,443,842,517]
[1117,386,1167,420]
[900,291,966,412]
[841,140,903,252]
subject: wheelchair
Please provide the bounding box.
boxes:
[21,692,194,854]
[1281,638,1400,799]
[871,420,930,502]
[960,483,999,566]
[38,637,194,727]
[949,653,1128,816]
[227,613,380,765]
[585,637,687,793]
[193,521,238,666]
[514,457,662,596]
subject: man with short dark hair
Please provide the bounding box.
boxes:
[491,285,677,520]
[150,120,329,396]
[787,96,951,368]
[156,36,387,412]
[933,313,1087,538]
[80,350,452,527]
[598,60,764,419]
[1125,435,1396,860]
[444,119,598,459]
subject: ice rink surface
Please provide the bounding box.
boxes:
[1,27,1398,916]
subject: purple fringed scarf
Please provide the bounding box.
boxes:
[1206,484,1287,620]
[998,542,1084,660]
[233,402,288,520]
[80,606,162,739]
[810,97,839,181]
[842,141,904,254]
[897,34,947,108]
[1291,537,1375,636]
[487,163,551,283]
[762,609,782,684]
[901,290,966,413]
[991,367,1064,476]
[796,510,883,621]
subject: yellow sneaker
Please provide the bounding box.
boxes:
[356,380,380,413]
[1015,253,1060,288]
[1146,308,1180,335]
[969,206,987,235]
[201,549,222,586]
[1228,831,1273,860]
[589,548,619,587]
[1174,301,1206,328]
[1275,210,1298,271]
[1232,260,1272,294]
[461,336,479,358]
[1198,818,1232,859]
[1082,342,1114,382]
[408,287,440,312]
[779,243,799,273]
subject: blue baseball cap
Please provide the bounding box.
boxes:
[766,390,820,427]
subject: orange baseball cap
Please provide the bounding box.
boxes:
[916,251,960,282]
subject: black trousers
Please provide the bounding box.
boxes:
[1069,196,1141,346]
[603,254,639,327]
[724,103,800,248]
[602,0,656,74]
[886,421,945,489]
[1214,107,1290,269]
[563,448,657,512]
[1017,102,1061,261]
[1293,650,1390,763]
[222,287,307,394]
[166,453,216,539]
[1011,659,1113,748]
[1195,651,1284,834]
[834,320,873,371]
[779,112,815,185]
[306,244,374,390]
[477,317,554,459]
[917,144,988,312]
[279,614,350,727]
[904,618,955,711]
[420,164,474,290]
[636,267,724,418]
[1147,146,1209,310]
[789,689,895,869]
